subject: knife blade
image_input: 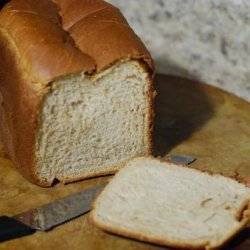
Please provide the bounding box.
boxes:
[164,153,197,165]
[0,182,107,242]
[0,154,196,243]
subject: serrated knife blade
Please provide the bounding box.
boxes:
[0,182,107,242]
[164,153,197,165]
[15,182,107,231]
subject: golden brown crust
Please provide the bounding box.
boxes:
[3,0,61,24]
[53,0,117,30]
[52,0,154,71]
[0,29,43,186]
[0,0,154,187]
[69,22,153,72]
[228,171,250,188]
[140,62,155,155]
[67,9,154,71]
[0,1,95,82]
[0,0,154,81]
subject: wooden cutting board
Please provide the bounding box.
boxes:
[0,75,249,250]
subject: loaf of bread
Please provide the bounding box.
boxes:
[90,157,250,250]
[0,0,154,186]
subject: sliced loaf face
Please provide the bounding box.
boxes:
[91,157,250,250]
[35,61,151,184]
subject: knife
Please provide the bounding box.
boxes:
[0,182,107,242]
[0,154,196,243]
[164,153,197,165]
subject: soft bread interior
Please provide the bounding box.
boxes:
[91,157,250,250]
[35,60,150,184]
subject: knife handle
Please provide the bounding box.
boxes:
[0,216,36,242]
[0,1,10,10]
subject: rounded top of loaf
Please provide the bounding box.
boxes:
[0,0,154,83]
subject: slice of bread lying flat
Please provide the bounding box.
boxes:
[0,0,154,186]
[90,157,250,250]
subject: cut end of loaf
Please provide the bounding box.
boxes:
[90,157,250,250]
[35,61,151,186]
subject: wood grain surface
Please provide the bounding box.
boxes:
[0,75,249,250]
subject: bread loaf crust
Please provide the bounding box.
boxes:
[0,0,154,186]
[54,0,154,71]
[0,30,42,184]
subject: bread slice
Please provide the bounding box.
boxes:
[90,157,250,250]
[0,0,154,186]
